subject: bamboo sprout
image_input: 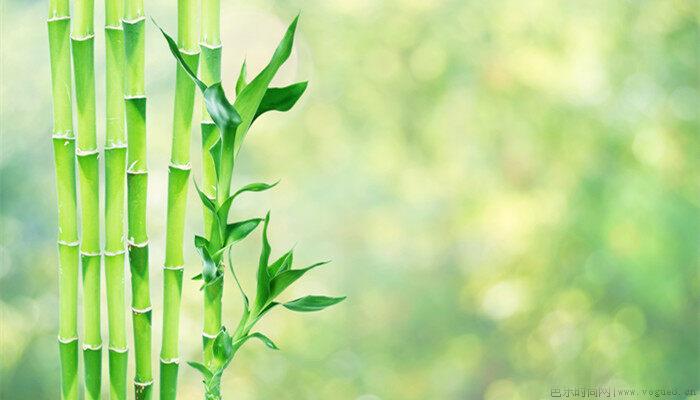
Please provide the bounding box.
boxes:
[71,0,102,398]
[48,0,79,398]
[160,0,200,398]
[123,0,152,398]
[199,0,223,370]
[105,0,128,398]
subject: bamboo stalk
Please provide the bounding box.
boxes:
[123,0,152,398]
[48,0,79,398]
[160,0,200,398]
[199,0,223,370]
[105,0,128,398]
[71,0,102,398]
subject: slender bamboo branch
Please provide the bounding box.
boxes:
[160,0,200,398]
[105,0,128,398]
[199,0,223,370]
[48,0,79,398]
[124,0,152,398]
[71,1,102,399]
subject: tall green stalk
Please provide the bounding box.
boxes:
[105,0,128,398]
[48,0,79,398]
[160,0,199,398]
[159,17,345,399]
[124,0,152,398]
[199,0,223,370]
[71,1,102,399]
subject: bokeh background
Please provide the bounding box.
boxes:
[1,0,699,399]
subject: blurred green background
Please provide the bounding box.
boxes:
[1,0,699,399]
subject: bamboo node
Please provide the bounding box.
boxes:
[57,240,80,247]
[169,162,191,171]
[124,94,147,100]
[76,148,99,157]
[52,130,74,139]
[160,357,180,364]
[105,25,124,31]
[104,249,127,256]
[82,343,103,351]
[122,16,147,25]
[126,168,148,175]
[109,346,129,353]
[80,250,102,257]
[201,119,216,126]
[128,239,149,248]
[202,331,218,339]
[163,265,184,271]
[132,306,152,314]
[179,48,200,56]
[105,142,127,150]
[58,336,78,344]
[200,42,223,50]
[47,15,71,22]
[70,34,95,41]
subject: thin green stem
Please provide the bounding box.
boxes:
[124,0,152,398]
[105,0,128,398]
[48,2,79,397]
[160,1,200,398]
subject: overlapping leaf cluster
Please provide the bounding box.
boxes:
[157,16,345,398]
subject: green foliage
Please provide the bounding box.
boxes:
[158,15,345,398]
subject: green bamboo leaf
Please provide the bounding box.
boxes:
[197,246,217,284]
[268,261,330,301]
[209,138,222,181]
[192,273,203,281]
[193,179,216,214]
[233,15,300,154]
[231,181,279,201]
[247,332,279,350]
[154,21,206,92]
[212,329,234,365]
[225,218,263,245]
[233,332,279,351]
[283,295,346,312]
[268,249,294,277]
[187,361,213,381]
[254,212,272,310]
[235,60,247,95]
[228,251,249,309]
[195,235,209,250]
[203,83,241,132]
[253,82,308,122]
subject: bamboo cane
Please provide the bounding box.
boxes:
[71,0,102,398]
[123,0,152,398]
[48,0,79,398]
[199,0,223,370]
[160,0,200,398]
[105,0,128,398]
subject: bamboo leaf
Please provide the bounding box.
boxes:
[195,235,209,250]
[193,179,216,214]
[283,295,346,312]
[212,329,234,365]
[268,261,330,301]
[231,181,279,201]
[225,218,263,245]
[197,246,218,284]
[187,361,213,381]
[228,251,249,309]
[154,21,206,92]
[235,60,247,95]
[268,249,294,277]
[247,332,279,350]
[253,82,308,122]
[233,16,300,154]
[254,212,272,309]
[209,138,222,181]
[203,83,241,132]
